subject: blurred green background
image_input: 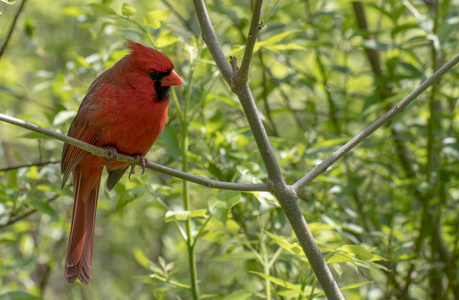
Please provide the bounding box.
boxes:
[0,0,458,299]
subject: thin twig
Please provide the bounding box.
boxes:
[292,52,459,192]
[258,49,279,136]
[235,0,264,83]
[0,113,270,192]
[0,161,59,172]
[0,195,58,229]
[0,0,27,60]
[192,0,233,83]
[161,0,198,35]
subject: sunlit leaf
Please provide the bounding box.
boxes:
[265,231,304,256]
[164,209,208,222]
[147,273,191,289]
[88,3,117,15]
[341,245,373,260]
[27,200,58,221]
[315,281,374,297]
[142,10,171,29]
[53,110,77,126]
[121,3,136,17]
[222,290,256,300]
[211,251,257,262]
[133,248,150,269]
[208,191,241,222]
[250,271,304,295]
[0,291,42,300]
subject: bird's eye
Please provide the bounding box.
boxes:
[148,70,159,80]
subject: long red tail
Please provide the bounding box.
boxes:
[65,165,102,285]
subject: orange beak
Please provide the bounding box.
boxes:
[161,70,183,87]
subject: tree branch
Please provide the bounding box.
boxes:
[192,1,344,299]
[292,52,459,192]
[161,0,198,36]
[0,161,59,172]
[0,113,269,192]
[0,0,27,60]
[192,0,233,83]
[235,0,263,83]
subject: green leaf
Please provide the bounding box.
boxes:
[142,10,171,29]
[225,219,240,233]
[233,30,300,56]
[222,290,256,300]
[208,198,228,222]
[391,22,419,37]
[312,138,349,148]
[265,231,304,256]
[190,209,208,218]
[133,248,150,269]
[208,191,241,222]
[155,30,178,48]
[121,3,136,17]
[63,6,85,16]
[27,200,58,221]
[7,169,17,190]
[250,271,304,295]
[147,273,191,289]
[88,3,117,15]
[164,210,190,222]
[341,245,373,260]
[211,251,257,262]
[1,0,17,4]
[258,30,300,47]
[265,44,305,52]
[315,281,374,297]
[116,191,136,215]
[308,222,336,234]
[22,132,51,139]
[160,126,181,159]
[53,110,77,125]
[164,209,208,222]
[0,291,42,300]
[327,253,355,264]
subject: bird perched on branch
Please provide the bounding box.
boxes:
[61,40,182,285]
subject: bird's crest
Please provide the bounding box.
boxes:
[125,40,174,73]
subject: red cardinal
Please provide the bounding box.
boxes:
[61,40,182,285]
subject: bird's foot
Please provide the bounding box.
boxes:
[104,145,119,163]
[129,155,148,180]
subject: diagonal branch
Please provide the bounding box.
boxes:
[235,0,263,83]
[292,52,459,192]
[192,1,344,299]
[192,0,233,83]
[0,0,27,60]
[0,113,269,192]
[0,195,58,229]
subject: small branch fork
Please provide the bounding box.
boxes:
[194,0,343,298]
[0,0,458,298]
[190,0,459,299]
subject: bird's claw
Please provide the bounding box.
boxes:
[129,155,148,180]
[104,145,119,163]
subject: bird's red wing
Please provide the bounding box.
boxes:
[61,122,101,188]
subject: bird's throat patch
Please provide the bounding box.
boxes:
[154,82,170,102]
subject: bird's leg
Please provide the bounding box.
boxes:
[104,145,119,163]
[129,155,148,180]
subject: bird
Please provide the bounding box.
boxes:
[61,40,183,285]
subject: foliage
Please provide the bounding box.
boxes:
[0,0,458,299]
